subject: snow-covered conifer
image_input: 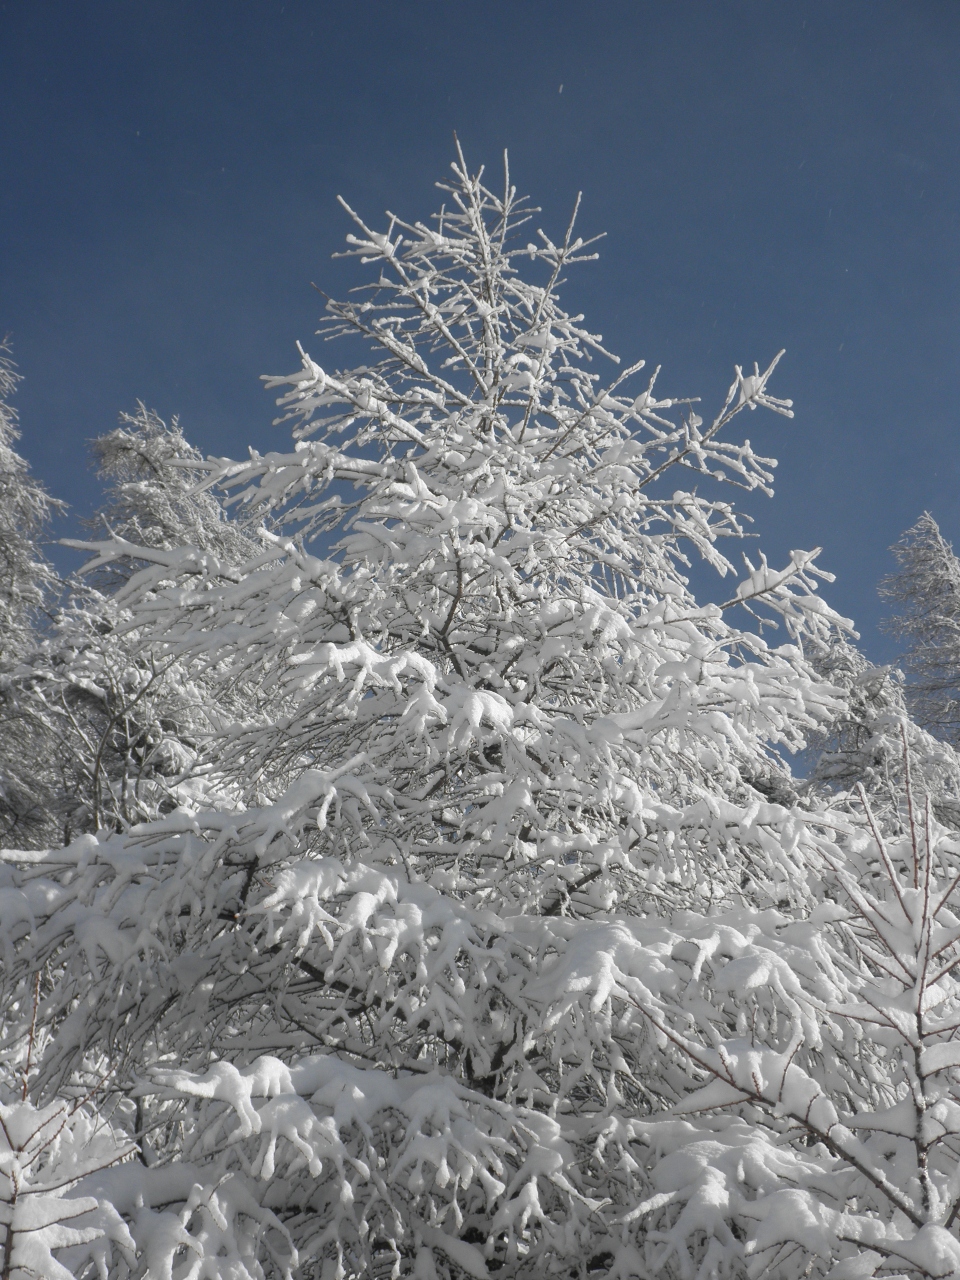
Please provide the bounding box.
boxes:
[85,403,258,586]
[1,151,871,1279]
[0,345,64,846]
[882,513,960,748]
[77,146,849,906]
[807,636,960,831]
[0,344,59,663]
[4,408,256,842]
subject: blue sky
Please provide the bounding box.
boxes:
[2,1,958,659]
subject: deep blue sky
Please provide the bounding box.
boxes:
[2,1,959,660]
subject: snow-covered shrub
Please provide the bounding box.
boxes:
[618,763,960,1279]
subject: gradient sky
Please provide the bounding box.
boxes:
[2,1,959,660]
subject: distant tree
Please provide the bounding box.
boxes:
[0,344,63,845]
[22,589,210,837]
[35,406,260,836]
[0,343,59,662]
[0,404,258,846]
[806,634,960,829]
[84,403,258,586]
[882,513,960,747]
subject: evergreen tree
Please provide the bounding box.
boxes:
[881,512,960,748]
[76,148,847,903]
[0,404,257,846]
[806,635,960,830]
[0,152,902,1280]
[0,344,63,845]
[84,402,258,585]
[0,343,59,663]
[37,406,260,836]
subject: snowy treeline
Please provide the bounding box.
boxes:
[4,151,960,1279]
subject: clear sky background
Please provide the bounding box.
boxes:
[1,1,958,661]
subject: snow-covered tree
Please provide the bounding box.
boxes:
[84,403,258,588]
[77,147,849,904]
[0,344,64,846]
[616,747,960,1279]
[0,344,59,664]
[21,592,209,837]
[0,978,136,1280]
[882,513,960,749]
[1,150,880,1279]
[2,407,258,844]
[47,405,260,833]
[806,636,960,831]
